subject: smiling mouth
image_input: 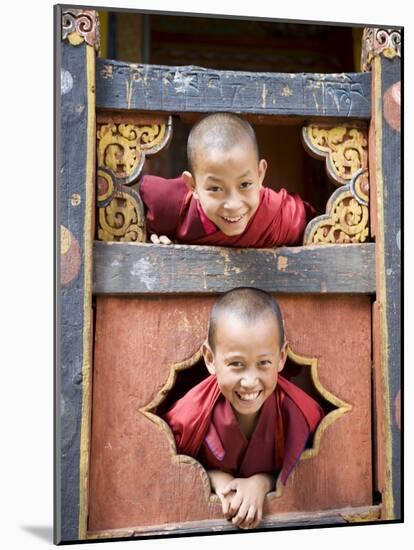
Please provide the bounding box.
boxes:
[235,390,262,402]
[221,213,247,223]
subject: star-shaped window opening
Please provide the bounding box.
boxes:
[148,345,350,457]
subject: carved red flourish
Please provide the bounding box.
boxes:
[361,28,401,71]
[61,9,101,51]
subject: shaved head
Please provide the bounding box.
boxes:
[207,287,285,352]
[187,113,259,175]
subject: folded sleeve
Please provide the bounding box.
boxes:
[273,189,316,246]
[139,175,189,239]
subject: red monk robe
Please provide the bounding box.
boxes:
[163,374,324,485]
[140,175,315,247]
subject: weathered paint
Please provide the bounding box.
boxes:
[86,505,381,539]
[93,241,376,295]
[371,55,401,520]
[56,7,96,543]
[96,59,371,119]
[78,43,96,541]
[88,295,372,534]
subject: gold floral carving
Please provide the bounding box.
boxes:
[61,9,101,53]
[97,167,146,242]
[97,118,173,185]
[361,27,402,72]
[96,117,173,241]
[302,126,368,186]
[302,124,370,244]
[304,182,369,245]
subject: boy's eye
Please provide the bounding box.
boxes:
[207,186,222,192]
[259,360,271,367]
[229,361,243,368]
[240,181,253,189]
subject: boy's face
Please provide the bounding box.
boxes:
[203,312,287,426]
[183,140,267,236]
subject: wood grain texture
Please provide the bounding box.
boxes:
[371,55,401,520]
[372,301,385,499]
[380,58,401,521]
[88,295,372,532]
[87,505,381,539]
[96,58,371,119]
[92,241,376,295]
[58,31,94,542]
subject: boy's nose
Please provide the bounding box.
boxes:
[240,376,258,389]
[223,193,242,211]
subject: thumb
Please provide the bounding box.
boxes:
[220,480,237,496]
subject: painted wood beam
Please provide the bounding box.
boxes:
[96,58,371,119]
[93,241,376,295]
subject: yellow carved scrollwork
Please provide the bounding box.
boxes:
[302,124,370,245]
[97,167,146,242]
[97,118,172,184]
[303,126,368,185]
[304,184,369,245]
[97,124,138,178]
[98,192,145,242]
[96,116,173,242]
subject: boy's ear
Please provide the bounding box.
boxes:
[202,341,216,375]
[182,170,198,197]
[258,159,268,185]
[278,340,288,373]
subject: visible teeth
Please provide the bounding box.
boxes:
[236,391,260,401]
[222,214,244,223]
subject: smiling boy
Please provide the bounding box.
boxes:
[163,288,324,529]
[140,113,314,247]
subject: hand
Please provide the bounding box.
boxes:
[219,474,273,530]
[207,470,235,520]
[150,233,172,245]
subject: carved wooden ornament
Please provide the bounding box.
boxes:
[96,117,173,241]
[303,126,368,186]
[304,170,369,245]
[97,167,146,243]
[302,125,370,245]
[97,118,172,185]
[62,9,101,53]
[361,28,402,72]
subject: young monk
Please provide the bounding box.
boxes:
[140,113,314,247]
[163,288,324,529]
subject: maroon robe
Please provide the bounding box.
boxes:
[163,375,324,485]
[140,175,315,248]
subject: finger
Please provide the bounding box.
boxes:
[231,501,250,527]
[253,508,263,528]
[220,480,237,496]
[159,235,172,245]
[228,493,243,517]
[150,234,160,244]
[240,505,256,530]
[219,494,231,520]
